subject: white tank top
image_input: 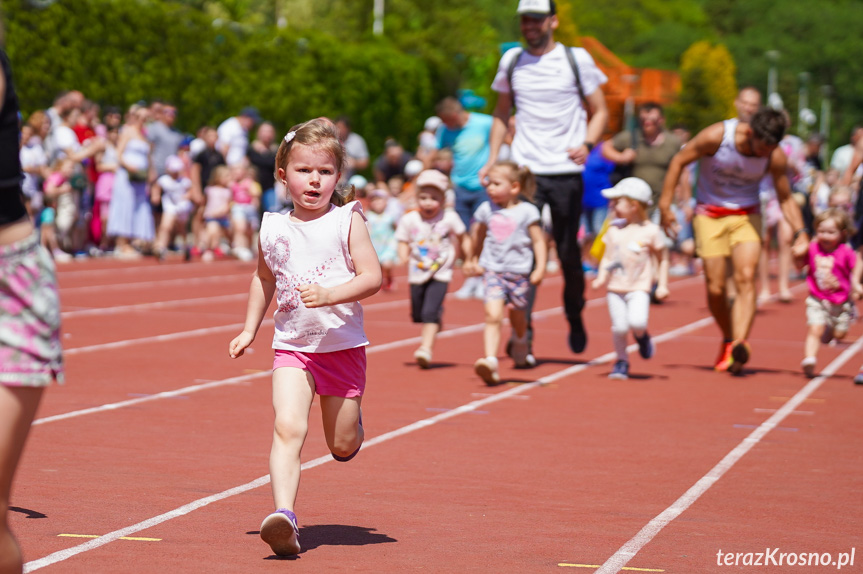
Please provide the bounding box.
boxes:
[260,201,369,353]
[695,119,768,210]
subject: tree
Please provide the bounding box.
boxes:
[670,41,737,132]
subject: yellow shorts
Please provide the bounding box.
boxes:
[693,213,762,259]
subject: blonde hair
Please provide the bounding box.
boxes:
[274,117,355,206]
[209,165,231,187]
[814,207,856,238]
[490,160,536,201]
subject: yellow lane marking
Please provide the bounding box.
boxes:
[58,534,161,541]
[558,564,664,572]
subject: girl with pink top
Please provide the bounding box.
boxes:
[229,118,381,557]
[798,208,862,377]
[592,178,668,380]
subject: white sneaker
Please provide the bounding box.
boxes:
[52,249,72,262]
[233,247,255,262]
[454,281,475,300]
[414,347,432,369]
[474,357,500,385]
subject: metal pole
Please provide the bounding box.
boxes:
[373,0,384,36]
[820,85,832,164]
[798,72,810,136]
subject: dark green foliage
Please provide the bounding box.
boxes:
[2,0,434,159]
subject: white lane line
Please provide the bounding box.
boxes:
[61,294,248,319]
[38,306,572,424]
[44,276,708,422]
[24,314,716,572]
[595,335,863,574]
[59,274,252,296]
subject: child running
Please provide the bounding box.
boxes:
[228,118,382,556]
[591,178,668,380]
[469,161,547,384]
[798,208,862,377]
[366,188,399,291]
[395,169,472,368]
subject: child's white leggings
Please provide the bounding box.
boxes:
[607,290,650,360]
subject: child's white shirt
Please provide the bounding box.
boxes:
[260,201,369,352]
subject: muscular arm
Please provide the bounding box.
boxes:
[658,122,723,232]
[480,91,513,184]
[769,148,809,256]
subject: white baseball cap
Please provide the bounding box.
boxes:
[601,177,653,205]
[517,0,556,15]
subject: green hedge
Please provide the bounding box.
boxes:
[3,0,434,160]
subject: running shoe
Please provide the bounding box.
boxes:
[635,332,654,359]
[820,323,835,345]
[260,509,300,556]
[854,371,863,385]
[474,357,500,385]
[510,337,533,368]
[608,360,629,380]
[801,357,817,378]
[414,347,432,369]
[568,315,587,354]
[714,341,734,372]
[728,340,750,376]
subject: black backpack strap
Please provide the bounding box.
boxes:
[507,45,591,114]
[506,48,524,99]
[564,46,590,113]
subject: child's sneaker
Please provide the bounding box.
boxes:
[260,509,300,556]
[801,356,817,378]
[634,332,654,359]
[413,347,432,369]
[474,357,500,385]
[510,336,534,368]
[854,371,863,385]
[728,340,750,376]
[820,323,835,345]
[608,359,629,380]
[714,341,734,372]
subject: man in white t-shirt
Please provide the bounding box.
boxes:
[481,0,608,356]
[217,107,261,166]
[335,116,369,181]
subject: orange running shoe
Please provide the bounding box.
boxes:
[728,340,751,375]
[714,341,734,372]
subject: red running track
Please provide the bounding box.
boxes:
[10,257,863,573]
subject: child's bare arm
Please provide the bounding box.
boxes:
[528,222,547,285]
[298,211,382,307]
[397,240,410,266]
[229,241,276,358]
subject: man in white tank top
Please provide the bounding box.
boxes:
[657,108,809,375]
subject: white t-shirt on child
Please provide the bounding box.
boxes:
[602,221,665,293]
[260,201,369,353]
[394,208,466,284]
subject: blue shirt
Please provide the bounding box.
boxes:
[582,145,614,209]
[436,113,493,192]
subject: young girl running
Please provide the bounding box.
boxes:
[228,118,381,556]
[469,161,547,384]
[592,178,668,380]
[395,169,472,368]
[798,208,862,377]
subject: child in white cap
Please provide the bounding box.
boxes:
[591,177,668,379]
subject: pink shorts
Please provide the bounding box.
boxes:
[273,347,366,398]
